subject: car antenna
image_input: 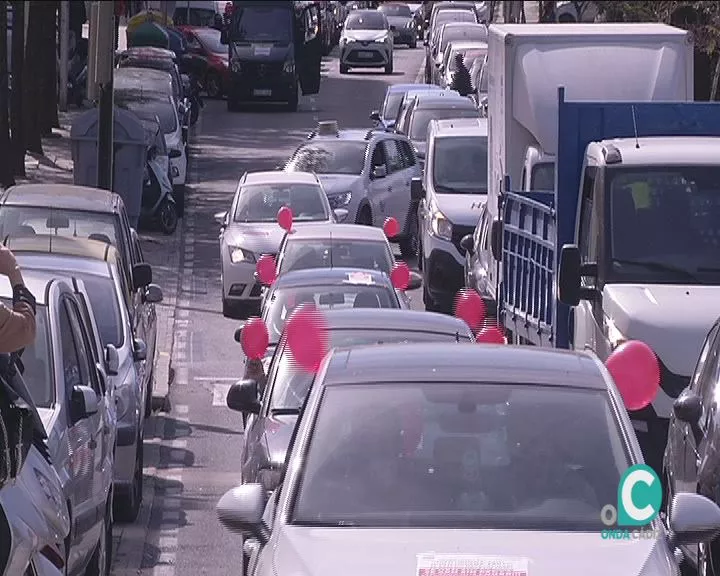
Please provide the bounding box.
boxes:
[631,105,640,149]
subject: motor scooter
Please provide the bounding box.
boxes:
[141,147,178,234]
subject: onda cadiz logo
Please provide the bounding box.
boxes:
[600,464,662,540]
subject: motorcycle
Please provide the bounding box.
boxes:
[141,146,178,235]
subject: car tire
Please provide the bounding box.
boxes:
[399,212,418,259]
[355,205,372,226]
[114,442,143,523]
[287,83,299,112]
[205,71,223,99]
[423,275,443,313]
[223,299,254,320]
[409,38,417,49]
[85,495,113,576]
[385,59,393,74]
[340,63,349,74]
[173,184,185,218]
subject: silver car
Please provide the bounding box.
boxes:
[217,171,339,320]
[13,235,162,523]
[339,10,394,74]
[0,271,116,576]
[219,343,720,576]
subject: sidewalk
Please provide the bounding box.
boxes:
[11,107,181,412]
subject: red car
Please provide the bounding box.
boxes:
[178,26,230,99]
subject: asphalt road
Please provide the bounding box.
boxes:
[113,45,427,576]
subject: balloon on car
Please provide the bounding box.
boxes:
[278,206,294,231]
[256,254,277,285]
[454,288,487,331]
[240,317,269,360]
[605,340,660,411]
[390,261,410,290]
[286,303,329,373]
[383,217,400,238]
[476,326,505,344]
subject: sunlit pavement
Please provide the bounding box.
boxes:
[110,45,426,576]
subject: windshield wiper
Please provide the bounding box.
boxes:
[270,407,300,416]
[612,259,701,282]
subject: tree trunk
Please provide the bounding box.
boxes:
[10,0,24,176]
[0,0,14,188]
[39,1,59,134]
[22,1,43,154]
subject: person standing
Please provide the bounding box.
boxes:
[450,53,473,97]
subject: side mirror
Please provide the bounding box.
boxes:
[169,149,182,159]
[372,165,387,179]
[333,208,349,222]
[226,379,260,414]
[669,492,720,548]
[144,283,164,304]
[410,177,424,201]
[132,263,152,290]
[104,344,119,376]
[215,211,228,226]
[673,389,702,425]
[490,219,503,262]
[216,484,269,544]
[558,244,598,306]
[408,271,422,291]
[460,234,475,255]
[71,385,99,421]
[369,110,381,123]
[133,338,148,362]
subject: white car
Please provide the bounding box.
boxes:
[217,171,341,319]
[339,9,394,74]
[285,121,421,258]
[116,93,188,186]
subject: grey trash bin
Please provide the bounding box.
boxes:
[70,107,146,228]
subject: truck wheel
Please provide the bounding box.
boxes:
[399,212,418,259]
[356,206,372,226]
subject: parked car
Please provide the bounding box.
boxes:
[178,26,229,98]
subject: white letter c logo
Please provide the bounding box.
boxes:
[621,469,656,522]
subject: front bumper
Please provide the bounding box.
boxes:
[227,66,296,103]
[222,250,266,303]
[340,43,391,67]
[423,224,475,302]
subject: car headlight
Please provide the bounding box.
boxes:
[231,59,242,73]
[283,60,294,74]
[115,373,137,421]
[430,207,452,241]
[229,246,256,264]
[376,35,389,43]
[328,191,352,208]
[604,317,628,350]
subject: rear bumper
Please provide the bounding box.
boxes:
[227,71,296,103]
[340,45,391,67]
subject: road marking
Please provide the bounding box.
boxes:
[212,382,233,406]
[415,55,425,83]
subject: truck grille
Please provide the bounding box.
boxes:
[242,61,284,82]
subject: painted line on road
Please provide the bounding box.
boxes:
[415,55,425,84]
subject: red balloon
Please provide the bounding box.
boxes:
[606,340,660,411]
[278,206,293,231]
[476,326,505,344]
[454,289,487,331]
[285,304,329,373]
[383,217,400,238]
[240,317,269,360]
[390,262,410,290]
[256,254,277,285]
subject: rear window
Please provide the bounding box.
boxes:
[379,4,412,17]
[287,141,368,176]
[410,107,478,140]
[233,184,329,223]
[278,239,394,275]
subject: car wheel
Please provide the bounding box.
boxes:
[385,59,393,74]
[340,63,349,74]
[172,184,185,218]
[223,299,254,320]
[399,212,418,259]
[409,38,417,49]
[355,205,372,226]
[287,83,299,112]
[114,442,143,522]
[85,496,112,576]
[205,71,223,99]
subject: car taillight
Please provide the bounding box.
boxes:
[40,545,65,570]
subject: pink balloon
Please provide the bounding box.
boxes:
[256,254,277,285]
[383,217,400,238]
[390,262,410,290]
[454,289,487,331]
[278,206,293,231]
[477,326,505,344]
[606,340,660,411]
[285,304,329,373]
[240,317,269,360]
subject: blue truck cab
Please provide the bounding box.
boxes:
[495,88,720,472]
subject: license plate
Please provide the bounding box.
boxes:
[358,51,374,58]
[253,89,272,97]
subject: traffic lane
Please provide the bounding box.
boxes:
[156,47,427,576]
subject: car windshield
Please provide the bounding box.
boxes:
[432,135,488,194]
[174,7,217,26]
[195,28,226,54]
[115,96,177,134]
[265,284,400,343]
[0,206,120,247]
[0,301,53,408]
[440,27,487,54]
[270,330,472,410]
[292,383,630,530]
[233,5,292,44]
[383,92,406,122]
[346,12,386,30]
[76,273,124,348]
[435,11,476,30]
[379,4,412,16]
[410,107,478,141]
[449,48,486,71]
[287,142,368,175]
[607,166,720,283]
[233,184,329,223]
[531,162,555,192]
[279,240,393,275]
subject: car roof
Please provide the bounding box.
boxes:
[323,343,608,388]
[17,252,113,280]
[387,83,440,94]
[414,95,477,109]
[0,184,121,212]
[4,235,119,264]
[274,267,392,289]
[114,66,173,81]
[0,269,58,305]
[284,223,387,241]
[321,308,473,335]
[243,171,319,185]
[432,117,488,136]
[447,40,488,51]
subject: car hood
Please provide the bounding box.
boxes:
[604,284,720,376]
[272,527,673,576]
[344,29,389,42]
[224,223,285,256]
[436,193,487,226]
[315,174,361,195]
[261,413,298,466]
[231,43,290,62]
[386,15,412,27]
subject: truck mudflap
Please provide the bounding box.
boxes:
[498,185,559,347]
